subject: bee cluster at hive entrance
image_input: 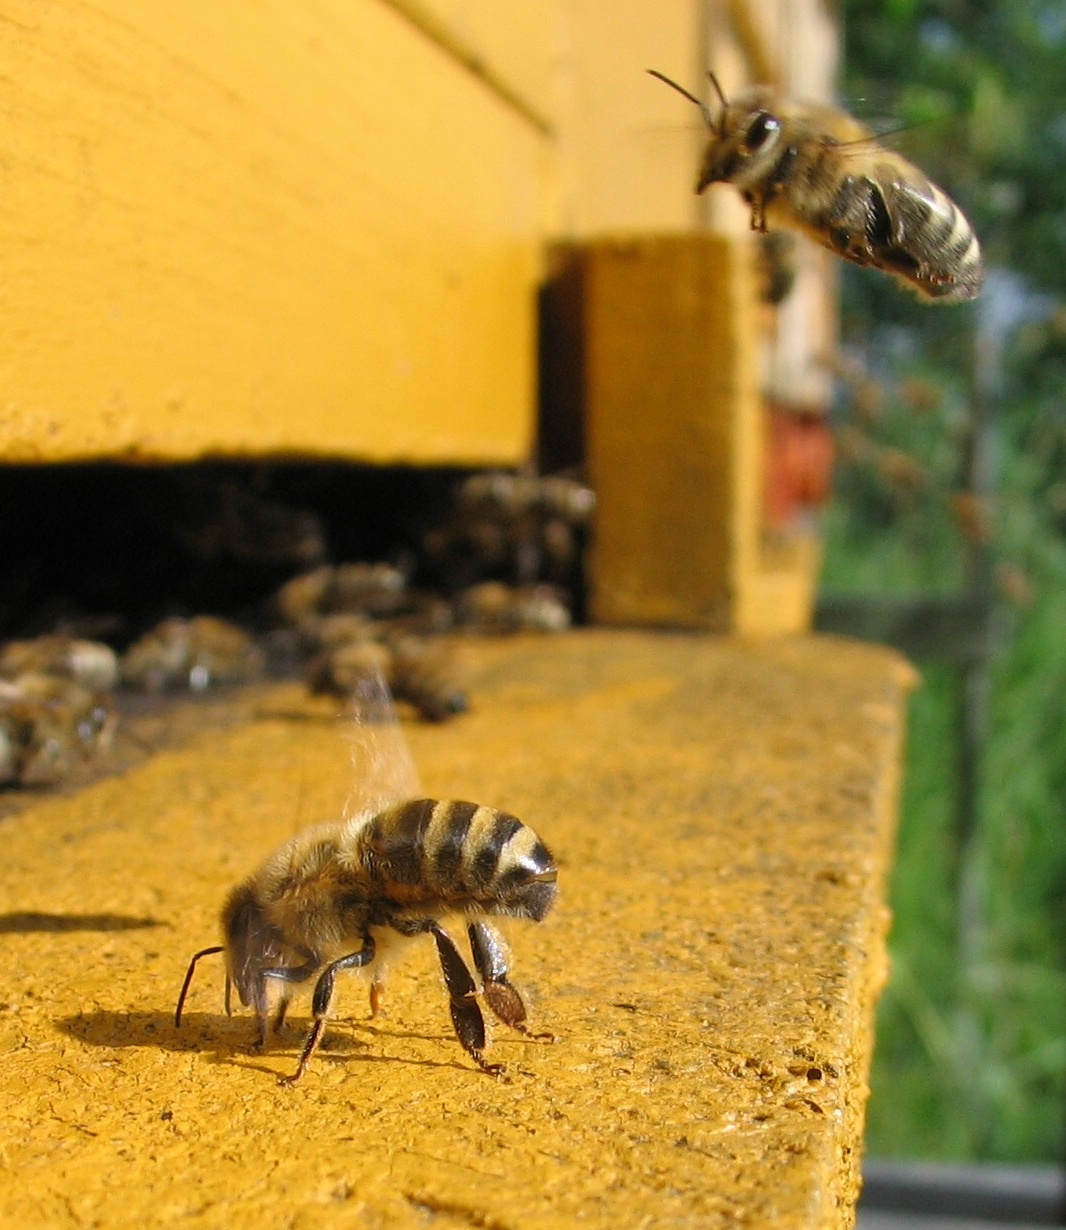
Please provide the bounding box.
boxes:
[0,464,594,802]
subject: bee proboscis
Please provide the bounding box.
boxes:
[648,69,983,303]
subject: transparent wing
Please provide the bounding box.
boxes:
[341,661,420,823]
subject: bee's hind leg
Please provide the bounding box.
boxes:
[468,922,555,1042]
[423,922,504,1076]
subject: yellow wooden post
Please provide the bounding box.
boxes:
[558,233,817,634]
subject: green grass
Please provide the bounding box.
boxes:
[865,657,1066,1160]
[823,456,1066,1162]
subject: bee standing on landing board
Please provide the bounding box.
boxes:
[175,676,558,1085]
[648,70,983,303]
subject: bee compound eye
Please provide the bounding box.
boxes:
[745,112,780,150]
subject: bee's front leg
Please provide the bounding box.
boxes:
[468,922,555,1042]
[743,190,769,234]
[270,995,291,1035]
[278,939,375,1086]
[260,958,317,1051]
[369,976,387,1019]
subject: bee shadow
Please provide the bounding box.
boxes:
[0,912,163,933]
[56,1010,471,1074]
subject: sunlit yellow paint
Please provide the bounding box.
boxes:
[388,0,560,132]
[0,631,911,1228]
[0,1,547,462]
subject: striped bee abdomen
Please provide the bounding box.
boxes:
[362,799,558,919]
[875,173,983,302]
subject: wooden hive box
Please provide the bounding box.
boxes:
[0,1,835,639]
[0,0,556,465]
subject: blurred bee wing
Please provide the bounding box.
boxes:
[342,663,420,821]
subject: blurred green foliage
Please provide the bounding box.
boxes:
[827,0,1066,1162]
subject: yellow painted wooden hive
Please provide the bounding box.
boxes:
[0,0,551,464]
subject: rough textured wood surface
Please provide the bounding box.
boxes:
[0,631,910,1228]
[0,1,545,463]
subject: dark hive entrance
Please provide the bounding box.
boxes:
[0,462,592,806]
[0,462,464,641]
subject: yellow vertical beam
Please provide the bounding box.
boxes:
[582,233,759,629]
[576,232,818,634]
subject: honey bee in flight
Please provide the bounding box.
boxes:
[648,69,983,302]
[176,672,557,1084]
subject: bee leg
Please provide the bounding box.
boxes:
[426,922,504,1077]
[743,190,769,234]
[369,976,387,1019]
[469,922,556,1042]
[271,996,290,1035]
[278,939,375,1086]
[258,959,317,1051]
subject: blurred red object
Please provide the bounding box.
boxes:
[764,404,835,530]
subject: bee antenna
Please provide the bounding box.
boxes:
[175,945,224,1028]
[646,69,717,130]
[706,71,730,113]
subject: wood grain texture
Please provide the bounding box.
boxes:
[391,0,560,131]
[0,1,547,462]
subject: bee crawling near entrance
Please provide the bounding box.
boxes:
[648,69,983,303]
[177,773,558,1083]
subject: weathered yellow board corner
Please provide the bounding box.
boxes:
[0,0,545,465]
[0,630,911,1228]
